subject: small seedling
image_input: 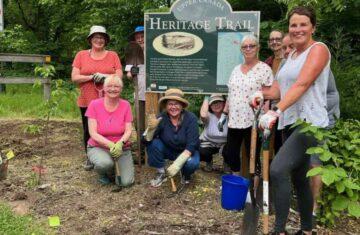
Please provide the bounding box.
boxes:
[22,124,42,135]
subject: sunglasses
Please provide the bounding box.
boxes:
[241,44,257,50]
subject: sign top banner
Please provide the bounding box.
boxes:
[145,0,260,94]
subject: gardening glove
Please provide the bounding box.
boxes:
[144,114,162,141]
[217,112,228,132]
[130,66,139,76]
[249,91,263,109]
[204,95,210,102]
[92,72,107,83]
[166,151,190,177]
[258,110,280,130]
[108,141,123,158]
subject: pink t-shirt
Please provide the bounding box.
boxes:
[85,98,133,148]
[72,50,122,107]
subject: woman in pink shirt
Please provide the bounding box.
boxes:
[86,75,134,186]
[71,25,122,170]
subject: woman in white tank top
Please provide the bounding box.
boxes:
[250,6,331,235]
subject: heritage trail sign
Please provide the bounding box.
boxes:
[145,0,260,94]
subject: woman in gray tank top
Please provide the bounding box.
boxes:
[252,6,331,235]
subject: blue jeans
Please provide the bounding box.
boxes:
[146,138,200,176]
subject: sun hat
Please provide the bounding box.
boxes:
[128,26,144,42]
[87,25,110,42]
[209,94,225,106]
[158,88,189,108]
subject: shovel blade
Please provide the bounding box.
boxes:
[241,202,260,235]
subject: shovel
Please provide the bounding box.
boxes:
[262,128,272,235]
[111,157,122,192]
[241,99,264,235]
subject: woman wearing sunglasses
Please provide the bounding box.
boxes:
[218,34,273,177]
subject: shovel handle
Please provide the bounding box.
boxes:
[114,158,121,176]
[249,127,257,174]
[170,177,177,192]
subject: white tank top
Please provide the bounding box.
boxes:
[277,42,330,129]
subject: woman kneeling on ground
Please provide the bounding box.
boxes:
[253,6,331,235]
[199,94,230,173]
[86,75,134,186]
[143,88,200,187]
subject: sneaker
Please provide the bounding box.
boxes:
[83,158,94,171]
[203,161,213,172]
[150,172,167,187]
[181,174,191,185]
[99,175,110,185]
[223,161,231,174]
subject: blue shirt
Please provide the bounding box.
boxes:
[150,111,200,154]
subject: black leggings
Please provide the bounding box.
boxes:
[199,146,222,163]
[271,126,317,232]
[224,127,261,174]
[80,107,90,154]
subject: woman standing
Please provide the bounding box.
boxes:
[218,35,273,176]
[86,75,134,186]
[256,6,331,235]
[71,25,122,170]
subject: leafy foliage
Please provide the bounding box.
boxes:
[292,119,360,225]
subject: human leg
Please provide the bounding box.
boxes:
[199,146,218,171]
[181,150,200,178]
[146,138,170,187]
[271,127,316,233]
[223,128,245,174]
[80,107,93,170]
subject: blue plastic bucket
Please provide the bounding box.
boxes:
[221,175,250,210]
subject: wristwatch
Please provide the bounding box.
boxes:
[272,106,282,114]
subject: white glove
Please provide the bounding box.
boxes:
[249,91,263,109]
[92,73,107,83]
[258,110,280,130]
[217,112,228,132]
[167,151,190,177]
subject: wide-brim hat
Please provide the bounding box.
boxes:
[128,26,144,42]
[87,25,110,42]
[209,94,225,105]
[158,88,189,108]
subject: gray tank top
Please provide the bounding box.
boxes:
[277,42,331,129]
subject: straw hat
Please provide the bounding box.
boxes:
[159,88,189,108]
[87,25,110,43]
[209,94,225,105]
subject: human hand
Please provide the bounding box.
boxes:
[109,141,123,158]
[92,73,107,83]
[147,113,162,131]
[166,151,189,177]
[249,91,263,109]
[130,66,139,76]
[217,112,228,132]
[258,110,279,130]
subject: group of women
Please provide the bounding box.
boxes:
[71,6,330,235]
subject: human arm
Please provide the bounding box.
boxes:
[200,96,210,123]
[88,118,115,148]
[262,81,280,100]
[166,150,191,177]
[71,67,93,84]
[217,100,228,132]
[276,44,329,112]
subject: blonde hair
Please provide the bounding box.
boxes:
[104,75,123,87]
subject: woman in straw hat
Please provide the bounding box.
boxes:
[71,25,122,170]
[199,94,230,173]
[143,88,200,187]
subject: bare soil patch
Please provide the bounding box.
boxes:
[0,119,358,234]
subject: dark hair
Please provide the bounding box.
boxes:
[288,6,316,26]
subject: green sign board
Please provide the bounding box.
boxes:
[145,0,260,94]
